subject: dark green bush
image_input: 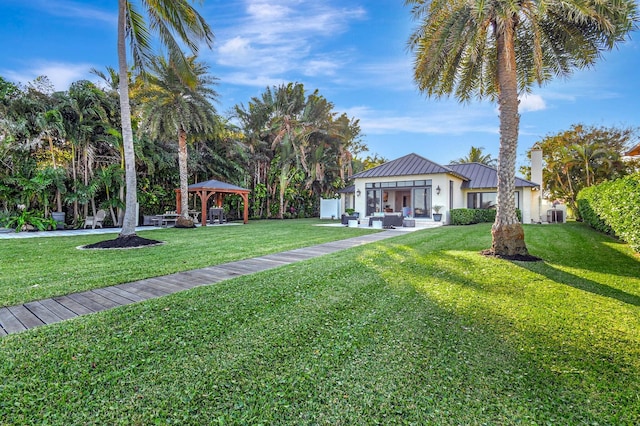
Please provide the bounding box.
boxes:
[451,208,521,225]
[451,208,476,225]
[577,174,640,252]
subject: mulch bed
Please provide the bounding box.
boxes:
[81,235,163,250]
[480,249,542,262]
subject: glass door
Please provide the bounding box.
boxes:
[366,189,381,216]
[412,187,432,218]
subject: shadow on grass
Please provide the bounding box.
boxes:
[515,260,640,307]
[524,222,640,279]
[357,245,640,423]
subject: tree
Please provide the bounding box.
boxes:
[406,0,637,258]
[116,0,213,242]
[234,83,362,219]
[530,124,637,216]
[452,146,496,166]
[136,56,218,224]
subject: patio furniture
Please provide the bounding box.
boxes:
[160,212,179,227]
[84,209,106,229]
[341,214,358,225]
[149,215,163,227]
[382,213,404,228]
[208,207,225,224]
[368,216,383,227]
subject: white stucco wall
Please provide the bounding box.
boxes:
[353,175,536,224]
[352,174,464,222]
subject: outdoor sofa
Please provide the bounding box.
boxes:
[382,213,404,228]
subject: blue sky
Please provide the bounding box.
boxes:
[2,0,639,168]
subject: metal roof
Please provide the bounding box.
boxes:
[446,163,538,189]
[338,185,355,194]
[350,153,466,179]
[188,179,249,192]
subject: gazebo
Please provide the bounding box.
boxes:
[175,179,250,226]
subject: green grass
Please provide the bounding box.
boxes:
[1,221,639,424]
[0,219,376,307]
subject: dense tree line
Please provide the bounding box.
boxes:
[0,74,366,230]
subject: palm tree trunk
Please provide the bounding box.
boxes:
[48,135,63,212]
[490,20,530,257]
[117,0,139,237]
[178,127,190,219]
[71,145,79,225]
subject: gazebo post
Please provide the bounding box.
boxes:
[242,193,249,224]
[200,190,207,227]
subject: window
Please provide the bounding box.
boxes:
[449,180,454,210]
[467,191,520,209]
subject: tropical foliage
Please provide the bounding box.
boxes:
[527,124,639,216]
[405,0,637,257]
[137,56,219,224]
[451,146,496,166]
[234,83,365,219]
[0,76,366,229]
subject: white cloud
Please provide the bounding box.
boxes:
[221,72,288,89]
[518,93,546,112]
[342,105,498,136]
[213,1,366,80]
[3,61,96,91]
[218,37,255,66]
[302,59,340,77]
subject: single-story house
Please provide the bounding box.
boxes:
[342,149,563,225]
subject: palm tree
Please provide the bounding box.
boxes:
[137,56,218,224]
[116,0,213,241]
[406,0,637,258]
[36,108,66,211]
[452,146,496,166]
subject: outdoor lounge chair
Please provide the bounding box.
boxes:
[382,213,404,228]
[84,209,106,229]
[341,214,358,225]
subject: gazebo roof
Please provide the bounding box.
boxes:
[188,179,249,193]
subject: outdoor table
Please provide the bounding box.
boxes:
[161,213,179,227]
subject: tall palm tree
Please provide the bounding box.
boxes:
[117,0,213,241]
[452,146,496,166]
[36,108,66,211]
[137,56,218,223]
[406,0,637,258]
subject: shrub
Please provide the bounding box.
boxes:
[451,208,521,225]
[577,173,640,252]
[6,210,57,232]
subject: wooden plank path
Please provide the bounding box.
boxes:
[0,230,402,337]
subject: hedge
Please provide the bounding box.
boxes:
[577,173,640,252]
[450,208,521,225]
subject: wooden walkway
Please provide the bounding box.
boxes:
[0,231,399,337]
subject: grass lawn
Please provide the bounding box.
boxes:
[1,221,639,424]
[0,218,376,307]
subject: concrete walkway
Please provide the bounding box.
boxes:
[0,227,416,337]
